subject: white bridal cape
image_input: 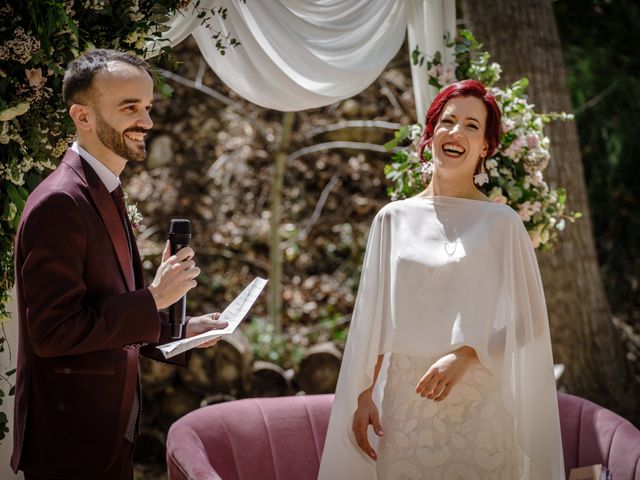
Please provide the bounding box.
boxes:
[318,196,565,479]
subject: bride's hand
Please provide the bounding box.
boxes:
[415,346,478,402]
[352,389,384,460]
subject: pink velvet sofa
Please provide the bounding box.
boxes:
[166,392,640,479]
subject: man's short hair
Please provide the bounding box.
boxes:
[62,49,151,110]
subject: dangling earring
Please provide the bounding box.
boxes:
[473,156,489,186]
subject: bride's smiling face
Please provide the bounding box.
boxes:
[431,96,489,179]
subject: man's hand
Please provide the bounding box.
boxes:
[148,241,200,310]
[186,312,228,348]
[415,346,478,402]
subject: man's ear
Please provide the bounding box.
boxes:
[68,104,94,132]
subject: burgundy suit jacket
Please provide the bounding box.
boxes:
[11,149,188,477]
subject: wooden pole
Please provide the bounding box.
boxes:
[268,111,295,331]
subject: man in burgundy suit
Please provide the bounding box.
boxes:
[11,49,227,479]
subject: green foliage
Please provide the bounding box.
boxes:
[243,313,350,370]
[243,317,305,370]
[387,29,579,251]
[553,0,640,310]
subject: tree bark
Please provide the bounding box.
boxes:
[462,0,637,420]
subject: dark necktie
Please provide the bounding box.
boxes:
[111,185,132,257]
[112,185,140,442]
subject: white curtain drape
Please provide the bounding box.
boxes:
[148,0,456,120]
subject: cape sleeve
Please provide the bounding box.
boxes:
[498,214,566,479]
[318,207,392,479]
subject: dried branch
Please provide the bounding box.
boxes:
[282,171,341,249]
[307,120,401,138]
[287,141,388,163]
[574,80,618,115]
[156,68,272,141]
[379,76,404,116]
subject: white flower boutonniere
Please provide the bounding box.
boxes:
[123,192,143,229]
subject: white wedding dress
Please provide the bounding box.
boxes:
[318,196,565,480]
[377,353,519,479]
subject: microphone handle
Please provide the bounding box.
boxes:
[169,240,189,339]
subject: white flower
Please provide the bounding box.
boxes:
[531,170,545,186]
[518,201,534,222]
[502,118,516,132]
[408,124,422,141]
[0,102,30,121]
[438,63,457,86]
[123,193,143,229]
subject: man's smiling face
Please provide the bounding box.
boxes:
[89,61,154,163]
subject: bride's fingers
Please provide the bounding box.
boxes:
[429,380,448,400]
[416,370,435,395]
[434,382,453,402]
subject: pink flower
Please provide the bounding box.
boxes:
[531,170,544,186]
[518,200,541,221]
[526,133,539,148]
[503,137,524,160]
[438,63,457,86]
[502,118,515,132]
[489,187,508,204]
[25,68,44,88]
[530,201,542,214]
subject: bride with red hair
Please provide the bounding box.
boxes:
[319,80,565,479]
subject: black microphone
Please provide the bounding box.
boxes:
[168,219,191,339]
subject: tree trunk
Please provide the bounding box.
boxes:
[295,342,342,394]
[462,0,638,420]
[177,329,254,397]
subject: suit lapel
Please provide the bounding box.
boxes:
[62,150,135,292]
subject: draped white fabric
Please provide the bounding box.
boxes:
[148,0,456,118]
[317,197,566,479]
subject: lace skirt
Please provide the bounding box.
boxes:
[377,353,522,480]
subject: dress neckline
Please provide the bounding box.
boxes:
[410,195,500,207]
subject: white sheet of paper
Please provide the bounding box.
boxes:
[156,277,268,359]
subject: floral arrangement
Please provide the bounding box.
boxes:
[385,30,581,250]
[0,0,239,443]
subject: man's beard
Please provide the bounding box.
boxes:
[95,112,148,162]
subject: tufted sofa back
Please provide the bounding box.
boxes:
[558,392,640,479]
[167,392,640,479]
[167,394,332,480]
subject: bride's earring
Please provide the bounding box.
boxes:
[473,157,489,186]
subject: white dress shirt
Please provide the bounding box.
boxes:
[71,141,120,193]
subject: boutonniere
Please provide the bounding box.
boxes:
[123,192,143,230]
